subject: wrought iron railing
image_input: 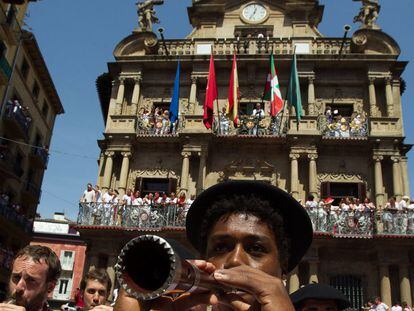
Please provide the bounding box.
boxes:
[136,114,182,136]
[214,114,288,136]
[0,201,33,234]
[3,101,31,139]
[77,203,190,229]
[381,208,414,235]
[318,115,369,138]
[305,208,375,237]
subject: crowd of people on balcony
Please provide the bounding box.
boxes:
[304,195,376,235]
[78,183,194,228]
[216,103,285,136]
[137,107,177,135]
[318,106,368,138]
[382,195,414,235]
[0,192,33,233]
[4,99,32,133]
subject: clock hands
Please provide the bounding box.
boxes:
[249,5,258,20]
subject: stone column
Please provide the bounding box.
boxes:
[400,156,410,197]
[391,156,403,201]
[289,153,300,200]
[399,264,412,306]
[97,152,105,187]
[308,153,318,199]
[309,261,319,284]
[131,75,142,115]
[373,155,385,210]
[368,77,378,116]
[102,151,115,191]
[288,267,300,294]
[308,76,316,115]
[379,264,392,307]
[106,255,117,300]
[116,77,125,105]
[197,149,207,195]
[180,151,191,193]
[189,76,198,104]
[385,77,394,117]
[118,152,132,196]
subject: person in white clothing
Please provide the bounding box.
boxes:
[402,301,412,311]
[392,302,403,311]
[80,183,95,203]
[122,189,133,206]
[132,190,143,206]
[79,183,95,224]
[305,195,318,231]
[375,296,390,311]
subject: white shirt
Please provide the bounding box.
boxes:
[376,302,389,311]
[122,194,132,205]
[133,197,143,206]
[407,204,414,211]
[305,200,318,210]
[95,190,102,203]
[103,192,113,204]
[82,190,95,203]
[252,108,265,118]
[186,199,194,206]
[391,306,402,311]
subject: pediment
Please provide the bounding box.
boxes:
[351,29,401,56]
[113,32,159,58]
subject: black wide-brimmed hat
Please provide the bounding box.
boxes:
[185,180,313,272]
[290,283,351,310]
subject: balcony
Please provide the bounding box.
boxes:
[2,100,31,140]
[0,56,12,85]
[317,115,369,140]
[23,181,42,204]
[0,200,33,234]
[29,147,49,169]
[380,208,414,236]
[213,115,288,137]
[76,203,188,229]
[155,37,351,57]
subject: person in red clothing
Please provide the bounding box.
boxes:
[74,288,84,309]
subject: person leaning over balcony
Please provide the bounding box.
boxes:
[132,190,143,206]
[114,180,313,311]
[407,199,414,234]
[80,269,113,311]
[374,296,390,311]
[0,245,61,311]
[402,301,412,311]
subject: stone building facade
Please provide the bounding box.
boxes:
[77,0,413,309]
[0,0,64,298]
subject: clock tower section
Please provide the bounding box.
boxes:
[187,0,324,39]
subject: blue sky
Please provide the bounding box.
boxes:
[26,0,414,221]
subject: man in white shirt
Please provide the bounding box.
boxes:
[375,297,390,311]
[122,189,133,206]
[391,302,403,311]
[80,183,95,203]
[79,183,95,224]
[252,103,265,135]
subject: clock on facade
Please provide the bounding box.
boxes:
[241,3,268,24]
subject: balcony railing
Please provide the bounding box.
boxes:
[77,203,189,229]
[381,208,414,235]
[137,114,181,136]
[3,100,31,139]
[156,38,351,57]
[306,208,375,237]
[214,114,288,137]
[318,115,369,139]
[30,147,49,168]
[0,200,33,234]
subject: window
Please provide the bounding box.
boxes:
[136,177,177,196]
[60,251,75,271]
[0,41,7,59]
[58,279,69,294]
[330,104,354,117]
[239,102,255,115]
[32,81,40,100]
[330,275,364,310]
[20,58,29,81]
[41,101,49,119]
[153,102,170,114]
[321,182,367,205]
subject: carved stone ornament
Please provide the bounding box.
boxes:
[317,172,369,194]
[353,0,381,30]
[136,0,164,32]
[128,168,178,189]
[218,159,280,186]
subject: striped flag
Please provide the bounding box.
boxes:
[263,53,284,117]
[227,53,239,126]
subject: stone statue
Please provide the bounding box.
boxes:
[353,0,381,29]
[136,0,164,32]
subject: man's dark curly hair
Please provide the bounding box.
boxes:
[199,194,290,273]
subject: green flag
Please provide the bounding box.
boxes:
[287,52,303,129]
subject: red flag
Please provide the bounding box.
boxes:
[227,53,239,126]
[203,54,217,129]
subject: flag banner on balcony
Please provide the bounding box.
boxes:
[226,53,239,126]
[263,53,283,117]
[169,59,180,124]
[203,54,217,129]
[287,51,303,129]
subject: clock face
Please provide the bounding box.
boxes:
[242,3,268,23]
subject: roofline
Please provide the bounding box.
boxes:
[22,30,64,114]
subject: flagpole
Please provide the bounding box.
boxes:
[278,45,297,136]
